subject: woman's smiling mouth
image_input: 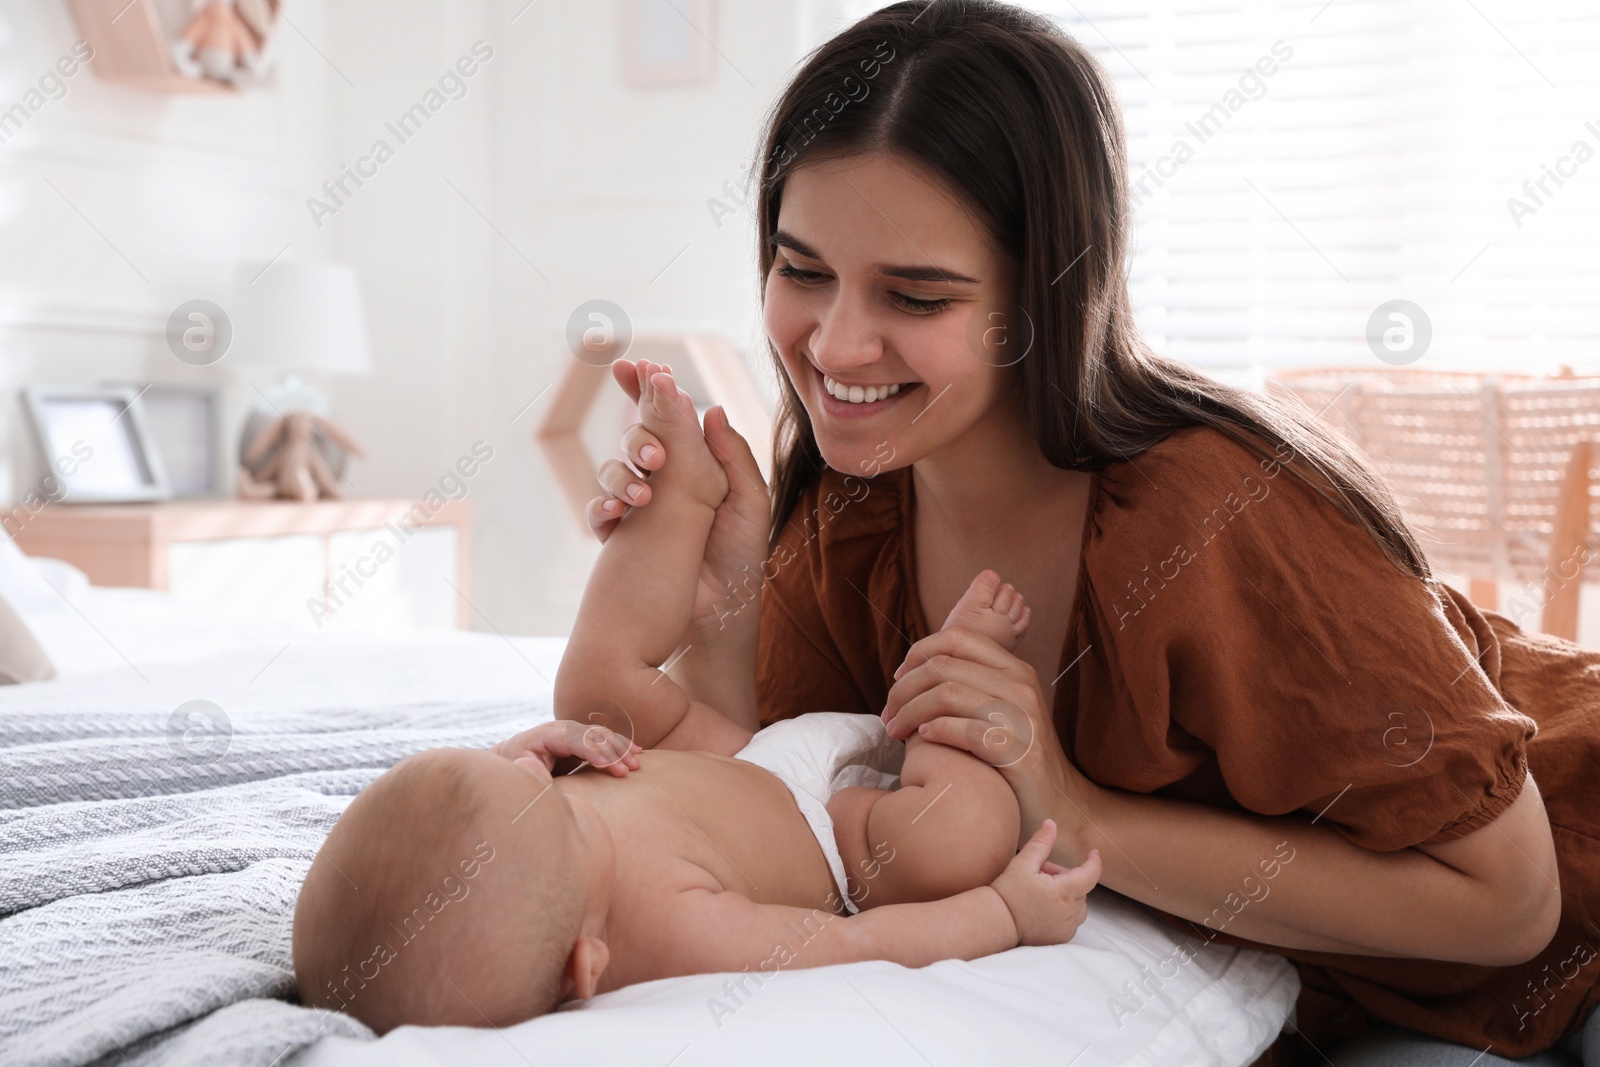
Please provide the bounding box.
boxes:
[818,370,921,417]
[823,374,909,404]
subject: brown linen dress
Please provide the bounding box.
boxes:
[755,423,1600,1059]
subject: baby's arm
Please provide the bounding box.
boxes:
[669,884,1017,976]
[555,363,754,756]
[830,733,1020,909]
[654,822,1099,977]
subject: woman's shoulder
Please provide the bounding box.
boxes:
[1091,421,1312,545]
[1098,421,1296,501]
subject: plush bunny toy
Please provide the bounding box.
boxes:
[171,0,278,88]
[237,410,366,502]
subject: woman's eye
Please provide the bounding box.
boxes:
[777,263,827,284]
[777,262,951,314]
[894,293,952,314]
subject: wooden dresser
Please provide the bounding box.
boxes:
[11,498,472,634]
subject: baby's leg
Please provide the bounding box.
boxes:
[555,363,744,751]
[827,571,1028,909]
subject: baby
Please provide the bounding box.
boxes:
[292,363,1101,1033]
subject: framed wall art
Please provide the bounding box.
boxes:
[620,0,715,88]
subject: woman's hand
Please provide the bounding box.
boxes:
[881,627,1101,862]
[584,358,772,635]
[493,720,642,778]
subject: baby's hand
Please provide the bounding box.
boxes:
[492,720,642,778]
[990,820,1101,947]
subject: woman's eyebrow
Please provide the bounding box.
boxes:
[881,263,980,285]
[770,229,981,285]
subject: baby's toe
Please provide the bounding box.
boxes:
[964,569,1002,609]
[630,370,728,506]
[654,370,679,404]
[1013,604,1031,637]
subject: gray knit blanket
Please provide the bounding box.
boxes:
[0,699,550,1067]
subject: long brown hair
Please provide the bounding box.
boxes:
[752,0,1431,581]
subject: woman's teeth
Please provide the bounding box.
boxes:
[822,374,909,404]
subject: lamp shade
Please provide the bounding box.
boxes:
[229,261,373,375]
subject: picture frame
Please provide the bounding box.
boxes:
[21,386,172,504]
[620,0,715,88]
[107,381,223,498]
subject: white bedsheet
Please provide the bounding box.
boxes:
[294,896,1295,1067]
[0,549,1298,1067]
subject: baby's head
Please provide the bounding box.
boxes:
[292,747,615,1033]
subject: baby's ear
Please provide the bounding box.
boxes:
[565,935,611,1001]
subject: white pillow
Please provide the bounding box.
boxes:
[0,540,57,684]
[0,538,91,613]
[0,533,31,586]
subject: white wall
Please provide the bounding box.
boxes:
[0,0,819,638]
[0,0,336,499]
[452,0,806,636]
[314,0,824,637]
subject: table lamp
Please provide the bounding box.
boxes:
[228,261,373,500]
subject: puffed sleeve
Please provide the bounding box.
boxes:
[1082,425,1537,851]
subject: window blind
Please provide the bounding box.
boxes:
[824,0,1600,383]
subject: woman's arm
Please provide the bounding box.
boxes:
[1080,771,1560,965]
[885,626,1563,967]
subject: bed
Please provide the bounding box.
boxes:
[0,542,1297,1067]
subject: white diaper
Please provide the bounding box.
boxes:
[733,711,905,914]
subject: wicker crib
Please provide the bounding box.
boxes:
[1266,367,1600,641]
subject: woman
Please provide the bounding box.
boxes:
[583,3,1600,1064]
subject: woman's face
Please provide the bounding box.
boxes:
[763,151,1023,477]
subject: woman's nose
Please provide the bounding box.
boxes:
[809,289,884,375]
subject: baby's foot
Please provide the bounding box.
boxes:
[940,569,1029,651]
[634,360,729,510]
